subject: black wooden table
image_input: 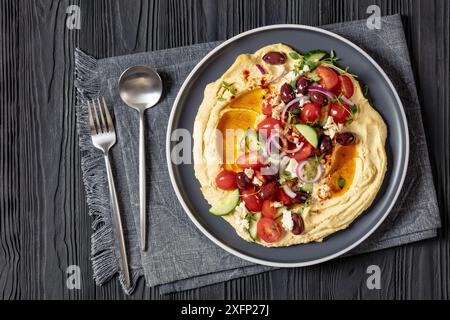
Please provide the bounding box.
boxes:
[1,0,448,300]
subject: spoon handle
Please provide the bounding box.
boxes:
[139,112,147,251]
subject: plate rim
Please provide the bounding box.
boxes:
[165,24,410,267]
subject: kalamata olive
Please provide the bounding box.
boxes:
[291,213,305,235]
[262,173,277,181]
[319,134,333,156]
[262,51,287,65]
[280,83,296,104]
[292,191,309,204]
[336,132,356,146]
[296,77,309,95]
[259,181,279,200]
[236,172,250,190]
[310,91,328,107]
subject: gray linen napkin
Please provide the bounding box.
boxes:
[74,14,440,295]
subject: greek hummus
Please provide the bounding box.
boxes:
[193,44,387,247]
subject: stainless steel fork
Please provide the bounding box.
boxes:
[88,97,130,287]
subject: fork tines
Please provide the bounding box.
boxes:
[88,97,114,135]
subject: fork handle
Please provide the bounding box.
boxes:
[104,153,131,288]
[139,112,147,252]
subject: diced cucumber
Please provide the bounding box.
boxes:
[245,129,260,152]
[209,189,240,216]
[300,183,313,193]
[304,50,327,66]
[248,212,261,241]
[294,124,319,148]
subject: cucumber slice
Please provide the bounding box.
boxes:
[294,124,319,148]
[304,50,327,66]
[248,212,261,240]
[209,189,240,216]
[245,129,260,152]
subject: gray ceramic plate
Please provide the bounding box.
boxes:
[166,25,409,267]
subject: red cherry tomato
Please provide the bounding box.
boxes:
[261,101,273,116]
[276,188,294,205]
[329,101,352,124]
[215,170,238,190]
[257,117,282,137]
[257,217,283,243]
[262,200,277,219]
[288,142,314,161]
[301,103,322,123]
[339,75,354,98]
[314,66,339,91]
[241,187,263,212]
[236,151,264,169]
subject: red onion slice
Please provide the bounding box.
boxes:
[280,97,302,123]
[267,66,286,84]
[341,95,354,106]
[255,64,266,75]
[308,86,336,99]
[283,142,304,154]
[282,184,297,199]
[296,160,324,184]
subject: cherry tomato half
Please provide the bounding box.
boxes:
[329,101,352,124]
[257,217,283,243]
[276,188,294,205]
[339,75,354,98]
[241,187,263,212]
[257,117,282,137]
[301,103,322,123]
[236,151,264,169]
[215,170,237,190]
[288,142,314,161]
[262,200,277,219]
[314,66,339,91]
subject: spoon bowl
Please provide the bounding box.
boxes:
[118,65,163,252]
[119,65,163,111]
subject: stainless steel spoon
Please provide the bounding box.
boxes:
[119,65,163,252]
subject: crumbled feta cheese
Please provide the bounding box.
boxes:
[236,217,250,233]
[285,158,299,178]
[234,202,250,233]
[317,183,331,200]
[294,94,311,107]
[253,176,263,187]
[244,168,254,179]
[323,116,343,139]
[284,71,297,82]
[235,201,248,216]
[271,104,284,120]
[302,64,310,72]
[271,201,283,208]
[281,208,294,231]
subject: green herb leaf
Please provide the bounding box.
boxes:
[289,51,301,60]
[363,84,369,96]
[217,97,226,102]
[289,80,297,89]
[306,72,321,82]
[278,171,293,185]
[337,177,346,189]
[222,81,237,95]
[336,95,344,108]
[350,104,358,115]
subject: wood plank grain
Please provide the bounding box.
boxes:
[0,0,448,300]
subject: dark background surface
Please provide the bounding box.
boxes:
[0,0,448,300]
